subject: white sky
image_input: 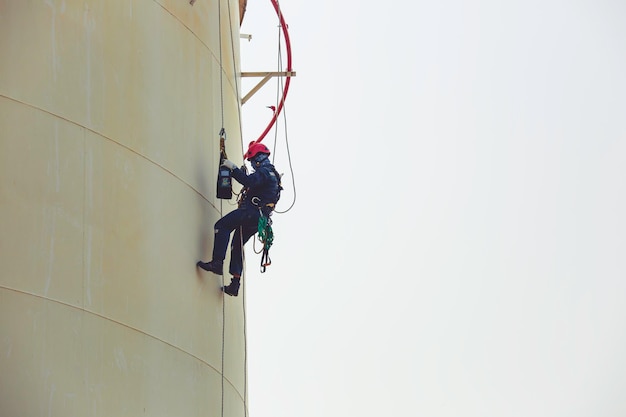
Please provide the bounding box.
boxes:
[238,1,626,416]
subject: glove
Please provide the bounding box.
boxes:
[221,159,237,170]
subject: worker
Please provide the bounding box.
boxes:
[197,142,281,296]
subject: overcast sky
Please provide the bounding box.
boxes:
[237,1,626,416]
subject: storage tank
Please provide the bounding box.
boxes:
[0,1,249,415]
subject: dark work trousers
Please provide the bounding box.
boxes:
[212,207,260,276]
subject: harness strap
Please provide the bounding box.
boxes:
[250,196,276,209]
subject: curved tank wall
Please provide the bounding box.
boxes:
[0,1,248,416]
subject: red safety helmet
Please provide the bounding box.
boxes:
[244,141,271,160]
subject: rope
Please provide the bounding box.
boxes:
[217,2,226,417]
[272,1,296,214]
[257,215,274,250]
[239,224,249,417]
[226,0,249,415]
[271,23,296,214]
[218,0,225,130]
[253,214,274,272]
[254,0,293,145]
[218,2,293,416]
[273,99,296,213]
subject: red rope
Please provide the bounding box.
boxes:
[254,0,293,144]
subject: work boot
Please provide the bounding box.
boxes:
[222,277,240,297]
[196,260,223,275]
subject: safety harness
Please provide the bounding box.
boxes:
[239,166,282,272]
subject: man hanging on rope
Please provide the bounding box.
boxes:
[197,142,281,296]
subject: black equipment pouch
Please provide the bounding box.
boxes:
[216,129,232,200]
[216,161,232,199]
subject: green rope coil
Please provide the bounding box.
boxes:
[257,215,274,250]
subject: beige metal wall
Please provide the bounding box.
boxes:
[0,1,248,416]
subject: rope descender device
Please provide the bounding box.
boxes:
[216,128,233,199]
